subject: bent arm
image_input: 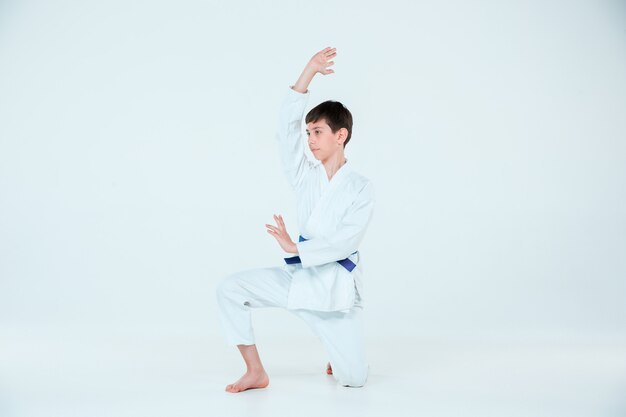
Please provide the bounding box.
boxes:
[276,47,337,190]
[296,182,376,268]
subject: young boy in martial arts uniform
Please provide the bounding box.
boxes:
[216,47,375,393]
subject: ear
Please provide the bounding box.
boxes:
[336,128,348,146]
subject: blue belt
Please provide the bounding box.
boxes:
[284,235,358,272]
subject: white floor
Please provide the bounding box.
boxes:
[1,325,625,417]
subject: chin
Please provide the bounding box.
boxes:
[311,149,326,161]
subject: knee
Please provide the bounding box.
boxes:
[339,364,369,388]
[215,273,242,300]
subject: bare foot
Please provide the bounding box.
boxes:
[326,362,333,375]
[225,370,269,393]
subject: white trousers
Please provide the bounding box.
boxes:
[216,266,369,387]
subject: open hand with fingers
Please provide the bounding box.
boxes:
[292,46,337,93]
[265,214,298,254]
[306,46,337,75]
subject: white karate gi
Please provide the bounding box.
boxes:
[216,86,375,387]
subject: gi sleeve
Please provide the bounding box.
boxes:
[276,86,314,190]
[296,181,376,268]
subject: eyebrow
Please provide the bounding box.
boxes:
[305,126,325,132]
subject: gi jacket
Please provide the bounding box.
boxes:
[276,86,375,312]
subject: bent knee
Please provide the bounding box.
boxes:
[339,365,369,388]
[215,273,243,299]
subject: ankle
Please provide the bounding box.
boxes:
[246,366,266,374]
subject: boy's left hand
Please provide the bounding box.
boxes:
[266,214,298,254]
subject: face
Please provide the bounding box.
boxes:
[306,119,347,162]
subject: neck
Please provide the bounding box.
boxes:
[322,150,347,181]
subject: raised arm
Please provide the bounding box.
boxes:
[277,47,338,190]
[292,47,337,93]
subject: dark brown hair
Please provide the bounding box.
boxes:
[305,100,353,148]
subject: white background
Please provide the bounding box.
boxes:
[1,1,625,416]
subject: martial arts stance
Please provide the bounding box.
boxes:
[216,47,375,392]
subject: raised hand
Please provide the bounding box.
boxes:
[306,46,337,75]
[292,46,337,93]
[265,214,298,254]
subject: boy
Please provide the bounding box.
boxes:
[216,47,375,392]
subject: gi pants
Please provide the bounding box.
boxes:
[216,266,369,387]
